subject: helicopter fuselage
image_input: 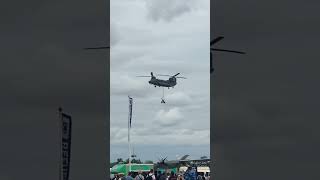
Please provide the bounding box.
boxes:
[149,77,177,87]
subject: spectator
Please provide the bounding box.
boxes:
[168,171,177,180]
[197,174,202,180]
[156,171,162,180]
[184,167,196,180]
[166,172,170,180]
[146,169,156,180]
[135,171,145,180]
[159,171,167,180]
[177,174,184,180]
[120,173,126,180]
[125,172,134,180]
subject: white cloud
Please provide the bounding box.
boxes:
[154,107,183,126]
[110,73,155,98]
[165,92,193,106]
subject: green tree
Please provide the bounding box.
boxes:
[144,160,154,164]
[125,158,142,164]
[132,159,142,164]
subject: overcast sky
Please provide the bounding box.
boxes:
[110,0,210,162]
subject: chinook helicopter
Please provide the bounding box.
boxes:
[137,72,186,103]
[137,72,186,88]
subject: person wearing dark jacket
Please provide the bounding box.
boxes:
[168,171,177,180]
[159,172,167,180]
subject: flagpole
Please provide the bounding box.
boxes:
[128,96,131,173]
[58,107,62,180]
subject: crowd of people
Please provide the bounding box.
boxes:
[112,167,210,180]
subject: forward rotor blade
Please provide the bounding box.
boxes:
[210,36,224,45]
[173,73,180,77]
[84,46,109,50]
[176,77,187,79]
[136,76,151,77]
[211,48,245,54]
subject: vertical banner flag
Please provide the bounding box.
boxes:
[60,109,72,180]
[129,96,133,128]
[128,96,133,171]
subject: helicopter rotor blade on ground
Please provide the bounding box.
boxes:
[210,36,224,45]
[211,48,245,54]
[176,77,187,79]
[136,76,152,77]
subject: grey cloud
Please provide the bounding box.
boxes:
[110,144,210,162]
[111,126,209,146]
[110,73,156,98]
[163,92,193,106]
[145,0,194,22]
[110,21,121,46]
[110,48,146,69]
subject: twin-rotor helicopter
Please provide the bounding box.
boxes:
[136,72,187,103]
[137,72,186,88]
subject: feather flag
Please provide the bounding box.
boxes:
[128,96,133,128]
[59,108,72,180]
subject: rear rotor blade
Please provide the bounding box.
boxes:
[211,48,245,54]
[210,36,224,45]
[84,46,110,50]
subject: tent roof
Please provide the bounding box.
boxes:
[111,164,154,174]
